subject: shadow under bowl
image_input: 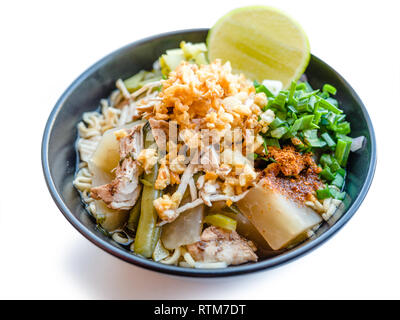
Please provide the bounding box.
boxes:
[42,28,376,277]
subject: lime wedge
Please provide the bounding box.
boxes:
[207,6,310,89]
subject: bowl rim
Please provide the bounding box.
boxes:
[42,28,377,277]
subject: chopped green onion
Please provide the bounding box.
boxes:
[320,154,333,167]
[331,172,345,189]
[269,117,286,129]
[316,187,331,200]
[321,132,337,148]
[317,98,343,114]
[335,138,352,167]
[288,81,297,104]
[323,84,337,95]
[296,82,307,91]
[288,105,297,114]
[271,93,287,111]
[335,122,351,135]
[298,89,319,101]
[270,126,289,139]
[264,138,281,148]
[291,115,315,132]
[303,129,326,148]
[254,81,275,98]
[320,167,335,182]
[330,158,342,172]
[326,97,339,106]
[329,187,346,200]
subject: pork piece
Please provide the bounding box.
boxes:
[187,226,258,265]
[90,125,144,210]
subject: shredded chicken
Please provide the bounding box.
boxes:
[149,118,169,152]
[187,226,258,265]
[90,124,144,210]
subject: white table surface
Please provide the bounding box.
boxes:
[1,0,399,299]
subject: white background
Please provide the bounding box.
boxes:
[1,0,399,299]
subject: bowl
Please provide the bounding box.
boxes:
[42,28,376,277]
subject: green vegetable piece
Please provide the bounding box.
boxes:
[152,239,170,262]
[298,89,319,101]
[337,168,346,177]
[254,81,275,98]
[294,99,309,113]
[269,117,286,129]
[270,126,289,139]
[204,214,237,231]
[303,129,326,148]
[159,48,185,76]
[288,81,297,104]
[316,187,331,200]
[323,84,337,95]
[329,187,346,200]
[320,167,335,182]
[272,92,287,111]
[265,138,281,148]
[296,82,307,91]
[335,138,352,167]
[134,128,162,258]
[326,97,338,107]
[335,122,351,135]
[181,41,207,59]
[139,178,153,187]
[124,70,146,92]
[319,154,333,167]
[291,115,315,132]
[127,195,142,232]
[317,98,343,114]
[331,172,345,189]
[321,132,337,148]
[330,158,341,173]
[313,106,328,125]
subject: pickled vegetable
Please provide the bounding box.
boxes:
[161,204,204,250]
[152,239,170,262]
[126,196,141,232]
[204,214,237,231]
[237,184,322,250]
[94,200,128,232]
[134,127,161,258]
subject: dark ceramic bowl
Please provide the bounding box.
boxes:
[42,29,376,277]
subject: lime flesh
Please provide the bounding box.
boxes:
[207,6,310,89]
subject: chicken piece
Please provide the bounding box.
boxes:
[187,226,257,265]
[148,118,169,153]
[119,124,144,159]
[90,124,144,210]
[91,158,142,210]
